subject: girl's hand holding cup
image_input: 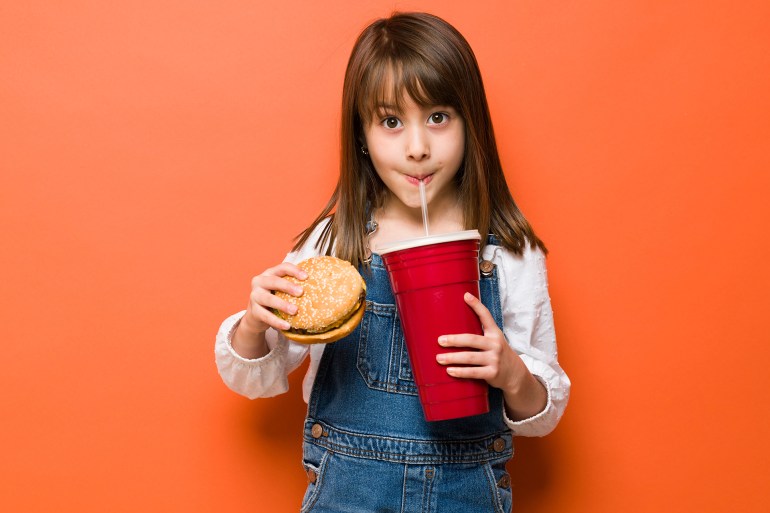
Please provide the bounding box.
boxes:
[436,292,548,421]
[435,292,515,389]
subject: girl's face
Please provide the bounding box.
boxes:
[364,95,465,215]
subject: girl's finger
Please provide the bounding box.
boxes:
[437,334,488,349]
[436,350,490,366]
[445,366,493,381]
[463,292,498,333]
[253,306,292,331]
[254,275,305,297]
[253,288,299,316]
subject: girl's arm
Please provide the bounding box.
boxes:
[496,245,570,435]
[230,309,271,360]
[215,311,307,399]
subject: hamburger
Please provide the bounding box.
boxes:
[274,256,366,344]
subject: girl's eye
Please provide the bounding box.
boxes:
[428,112,449,125]
[381,117,402,129]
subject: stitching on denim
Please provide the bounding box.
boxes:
[300,450,332,513]
[355,302,373,386]
[315,442,498,464]
[397,340,415,382]
[303,425,513,464]
[421,466,435,513]
[307,342,335,417]
[386,303,398,385]
[356,300,419,395]
[400,465,408,513]
[480,266,503,328]
[489,455,513,512]
[482,460,505,513]
[310,422,508,445]
[479,240,504,327]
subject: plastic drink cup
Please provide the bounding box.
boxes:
[378,230,489,421]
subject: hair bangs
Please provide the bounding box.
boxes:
[357,56,457,125]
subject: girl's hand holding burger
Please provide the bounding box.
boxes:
[232,262,307,359]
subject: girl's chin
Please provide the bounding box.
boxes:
[388,194,427,212]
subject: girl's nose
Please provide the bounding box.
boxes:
[406,128,430,161]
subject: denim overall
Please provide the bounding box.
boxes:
[300,235,513,513]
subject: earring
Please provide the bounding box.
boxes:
[361,145,369,156]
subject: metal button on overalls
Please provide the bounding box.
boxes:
[480,260,495,276]
[311,423,324,439]
[492,437,506,453]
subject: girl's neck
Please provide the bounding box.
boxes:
[370,193,464,251]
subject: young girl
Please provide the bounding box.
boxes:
[216,12,569,512]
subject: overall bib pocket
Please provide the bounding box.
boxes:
[356,300,418,396]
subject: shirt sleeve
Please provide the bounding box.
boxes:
[491,243,571,437]
[213,221,330,399]
[214,311,310,399]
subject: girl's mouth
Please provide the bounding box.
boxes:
[405,174,433,186]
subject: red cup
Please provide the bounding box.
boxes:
[378,230,489,421]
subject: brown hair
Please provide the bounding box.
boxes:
[293,12,546,265]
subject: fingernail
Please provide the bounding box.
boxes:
[436,355,446,364]
[281,321,291,330]
[438,336,447,345]
[299,272,308,280]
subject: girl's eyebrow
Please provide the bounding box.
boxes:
[373,102,398,112]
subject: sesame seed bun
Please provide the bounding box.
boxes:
[274,256,366,344]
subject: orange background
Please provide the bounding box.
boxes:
[2,1,769,511]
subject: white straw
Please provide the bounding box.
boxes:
[419,179,430,236]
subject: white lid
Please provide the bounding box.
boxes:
[376,230,481,255]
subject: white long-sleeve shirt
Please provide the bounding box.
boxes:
[215,225,570,437]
